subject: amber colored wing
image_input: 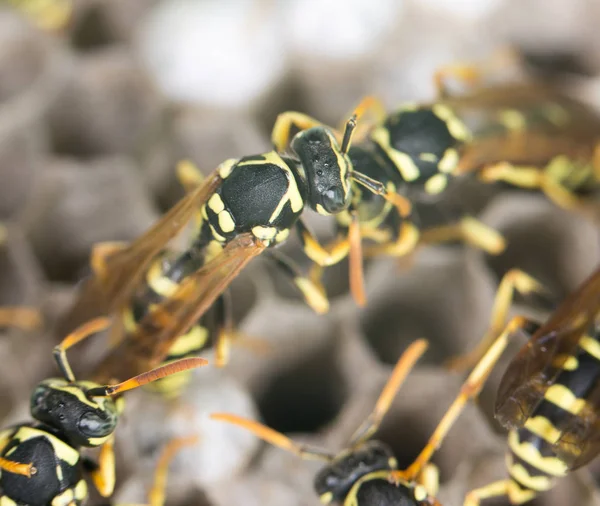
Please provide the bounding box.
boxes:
[495,266,600,430]
[62,171,222,330]
[93,233,267,382]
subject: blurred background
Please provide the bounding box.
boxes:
[1,0,600,505]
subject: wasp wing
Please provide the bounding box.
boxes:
[93,233,267,382]
[495,267,600,430]
[62,171,222,330]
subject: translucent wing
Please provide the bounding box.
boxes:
[93,233,267,382]
[62,171,222,331]
[551,321,600,470]
[495,266,600,429]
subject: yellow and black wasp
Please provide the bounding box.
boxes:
[309,53,600,293]
[64,98,411,384]
[211,332,521,506]
[0,317,207,506]
[454,265,600,505]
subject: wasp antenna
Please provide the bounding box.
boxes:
[89,357,209,397]
[211,413,334,462]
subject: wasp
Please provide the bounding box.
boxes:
[66,98,411,383]
[0,317,207,506]
[448,265,600,505]
[5,0,72,31]
[211,333,520,506]
[310,54,600,293]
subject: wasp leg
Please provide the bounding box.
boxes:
[297,215,366,306]
[392,316,534,483]
[0,307,43,331]
[349,340,428,445]
[363,222,421,258]
[464,479,537,506]
[213,292,269,367]
[90,438,116,497]
[419,216,506,255]
[416,462,440,498]
[147,436,199,506]
[268,250,329,314]
[90,241,129,278]
[176,160,205,193]
[446,269,543,372]
[434,48,520,98]
[0,457,35,478]
[479,162,593,212]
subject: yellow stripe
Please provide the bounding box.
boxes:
[507,480,538,504]
[371,127,420,182]
[508,431,567,477]
[579,335,600,360]
[147,261,178,298]
[432,104,471,141]
[552,354,578,370]
[524,416,561,444]
[11,427,79,466]
[544,384,588,415]
[507,460,554,492]
[122,307,137,333]
[168,326,209,356]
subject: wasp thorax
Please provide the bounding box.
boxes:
[314,440,397,503]
[30,379,119,447]
[291,127,352,215]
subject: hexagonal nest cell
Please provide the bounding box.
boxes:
[1,2,600,506]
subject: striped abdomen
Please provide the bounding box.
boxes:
[504,326,600,503]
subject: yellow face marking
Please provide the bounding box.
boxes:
[326,130,350,195]
[47,382,109,411]
[388,457,398,469]
[498,109,527,131]
[508,430,567,477]
[12,427,79,466]
[315,203,328,215]
[424,173,448,195]
[275,228,290,244]
[579,335,600,360]
[552,354,578,370]
[218,210,235,233]
[438,148,459,174]
[544,384,588,415]
[524,416,561,444]
[252,226,277,241]
[419,153,438,162]
[87,435,111,446]
[168,326,209,356]
[319,491,334,504]
[208,193,225,214]
[218,158,237,178]
[432,104,471,141]
[56,463,63,481]
[146,260,178,298]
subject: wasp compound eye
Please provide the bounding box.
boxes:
[78,410,117,440]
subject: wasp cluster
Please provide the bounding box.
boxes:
[0,1,600,506]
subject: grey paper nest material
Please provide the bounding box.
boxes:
[1,1,600,506]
